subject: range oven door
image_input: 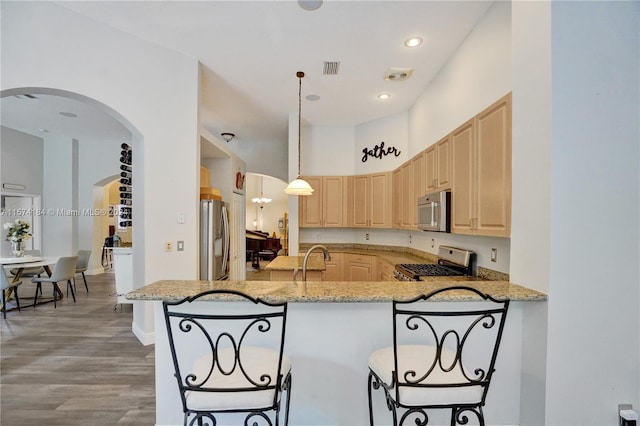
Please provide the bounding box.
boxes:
[417,191,450,232]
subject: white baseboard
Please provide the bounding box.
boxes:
[85,267,107,275]
[132,320,155,346]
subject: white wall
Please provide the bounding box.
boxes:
[77,134,130,268]
[1,119,130,270]
[303,124,356,176]
[511,2,552,423]
[354,111,408,174]
[408,1,512,153]
[233,139,288,182]
[0,126,44,195]
[544,2,639,424]
[2,1,201,346]
[42,137,78,256]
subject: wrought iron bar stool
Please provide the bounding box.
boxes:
[163,289,292,426]
[367,286,510,426]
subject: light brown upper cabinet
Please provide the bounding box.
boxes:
[400,161,414,229]
[411,152,425,229]
[370,172,392,228]
[347,172,392,229]
[393,153,425,230]
[299,176,347,227]
[451,93,512,237]
[391,167,402,228]
[425,135,452,193]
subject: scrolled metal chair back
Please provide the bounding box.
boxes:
[391,286,509,409]
[163,289,289,425]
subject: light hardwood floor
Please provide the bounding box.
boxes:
[1,272,155,425]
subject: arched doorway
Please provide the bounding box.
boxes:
[244,173,288,278]
[0,88,143,275]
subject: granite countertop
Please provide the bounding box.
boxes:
[127,279,547,303]
[264,256,326,271]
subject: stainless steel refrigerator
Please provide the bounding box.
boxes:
[200,199,230,280]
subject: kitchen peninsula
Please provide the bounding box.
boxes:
[264,255,325,280]
[128,279,545,425]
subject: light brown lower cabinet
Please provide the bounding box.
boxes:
[377,259,396,281]
[344,253,377,281]
[322,252,343,281]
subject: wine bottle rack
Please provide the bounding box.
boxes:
[119,143,132,228]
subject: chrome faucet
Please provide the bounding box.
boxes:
[302,245,331,281]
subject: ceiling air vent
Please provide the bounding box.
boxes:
[384,67,413,81]
[323,61,340,75]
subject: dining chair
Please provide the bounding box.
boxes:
[32,256,78,308]
[163,289,292,426]
[10,249,45,280]
[1,268,22,319]
[74,249,92,293]
[367,286,510,426]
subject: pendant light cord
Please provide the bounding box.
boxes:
[297,71,304,178]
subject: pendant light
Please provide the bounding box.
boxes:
[285,71,314,196]
[252,176,272,209]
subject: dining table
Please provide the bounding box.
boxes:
[1,256,60,310]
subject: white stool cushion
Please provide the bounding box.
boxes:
[186,346,291,411]
[368,345,483,406]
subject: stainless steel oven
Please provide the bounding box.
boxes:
[417,190,450,232]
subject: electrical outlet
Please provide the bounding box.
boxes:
[409,235,412,245]
[165,241,173,251]
[491,248,497,262]
[177,241,184,251]
[431,238,435,248]
[365,233,369,241]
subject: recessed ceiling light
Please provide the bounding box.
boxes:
[59,111,77,118]
[306,94,320,101]
[404,37,423,48]
[377,93,391,100]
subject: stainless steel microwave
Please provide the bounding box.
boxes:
[417,190,451,232]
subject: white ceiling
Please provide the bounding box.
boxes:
[1,0,494,148]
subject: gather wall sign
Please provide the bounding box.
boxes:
[361,141,401,163]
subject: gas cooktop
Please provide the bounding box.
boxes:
[393,246,475,281]
[396,263,465,278]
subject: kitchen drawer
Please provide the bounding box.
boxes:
[346,253,375,265]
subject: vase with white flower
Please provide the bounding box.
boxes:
[3,219,32,257]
